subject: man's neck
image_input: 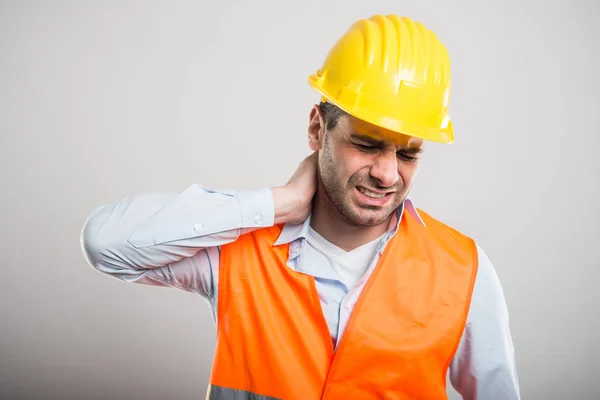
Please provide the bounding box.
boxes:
[309,188,390,252]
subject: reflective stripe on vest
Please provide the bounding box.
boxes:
[209,209,478,399]
[207,384,281,400]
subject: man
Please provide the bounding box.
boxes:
[81,14,520,399]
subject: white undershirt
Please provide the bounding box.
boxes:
[305,226,384,291]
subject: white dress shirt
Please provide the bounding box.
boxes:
[80,184,521,399]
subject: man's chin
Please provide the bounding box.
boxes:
[345,206,395,227]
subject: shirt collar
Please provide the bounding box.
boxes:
[273,197,425,247]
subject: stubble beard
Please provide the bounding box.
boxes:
[319,149,404,228]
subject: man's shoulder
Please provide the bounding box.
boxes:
[241,224,286,243]
[413,207,474,243]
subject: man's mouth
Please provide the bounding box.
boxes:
[356,186,393,199]
[357,186,386,199]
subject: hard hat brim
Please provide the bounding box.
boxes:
[308,75,454,144]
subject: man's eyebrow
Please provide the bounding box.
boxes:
[350,134,385,146]
[398,147,424,155]
[350,133,423,154]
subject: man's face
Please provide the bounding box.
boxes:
[315,112,424,227]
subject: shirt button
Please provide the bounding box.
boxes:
[254,214,263,225]
[193,224,203,232]
[292,242,303,253]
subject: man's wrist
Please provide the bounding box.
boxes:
[271,187,299,225]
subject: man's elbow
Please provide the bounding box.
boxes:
[80,204,123,277]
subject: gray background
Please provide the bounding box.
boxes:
[1,0,599,399]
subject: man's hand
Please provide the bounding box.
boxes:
[272,152,318,225]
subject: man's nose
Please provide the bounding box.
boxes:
[369,151,399,188]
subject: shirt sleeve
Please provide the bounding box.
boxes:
[80,184,274,300]
[449,243,521,400]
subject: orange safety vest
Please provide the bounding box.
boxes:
[207,209,478,399]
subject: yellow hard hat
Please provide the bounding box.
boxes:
[308,15,454,143]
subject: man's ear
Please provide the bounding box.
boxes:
[308,104,325,151]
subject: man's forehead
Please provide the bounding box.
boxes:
[342,115,423,148]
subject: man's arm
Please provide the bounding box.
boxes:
[449,244,521,400]
[80,152,318,299]
[80,185,275,298]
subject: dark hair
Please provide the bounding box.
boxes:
[320,101,348,131]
